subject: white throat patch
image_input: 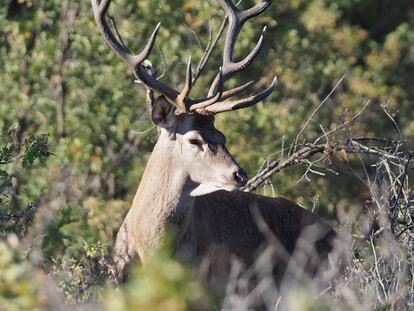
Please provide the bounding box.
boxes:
[190,182,234,197]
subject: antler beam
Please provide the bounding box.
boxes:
[91,0,181,108]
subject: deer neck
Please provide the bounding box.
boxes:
[130,131,194,259]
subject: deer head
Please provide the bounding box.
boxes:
[91,0,276,196]
[150,95,249,196]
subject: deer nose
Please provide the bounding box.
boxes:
[233,168,248,187]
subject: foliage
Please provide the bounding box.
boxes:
[104,242,210,311]
[0,0,413,309]
[0,126,51,235]
[0,238,44,311]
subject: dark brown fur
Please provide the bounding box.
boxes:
[176,191,335,284]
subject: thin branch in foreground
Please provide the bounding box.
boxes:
[294,75,346,147]
[193,15,228,85]
[243,144,325,192]
[243,141,413,192]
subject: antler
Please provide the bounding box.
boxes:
[91,0,275,115]
[91,0,180,105]
[193,0,276,114]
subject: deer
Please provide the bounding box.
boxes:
[91,0,336,293]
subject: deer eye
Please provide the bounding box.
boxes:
[188,138,203,147]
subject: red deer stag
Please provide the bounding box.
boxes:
[91,0,335,289]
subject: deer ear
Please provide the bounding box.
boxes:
[151,96,176,128]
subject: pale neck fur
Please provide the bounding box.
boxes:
[128,130,194,261]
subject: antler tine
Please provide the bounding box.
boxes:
[239,0,272,22]
[91,0,180,105]
[207,0,271,97]
[189,68,224,112]
[204,76,277,114]
[92,0,131,65]
[220,80,254,101]
[176,56,193,112]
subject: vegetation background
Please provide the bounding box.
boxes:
[0,0,413,310]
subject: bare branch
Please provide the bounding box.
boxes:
[193,16,228,85]
[294,75,346,146]
[243,141,413,192]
